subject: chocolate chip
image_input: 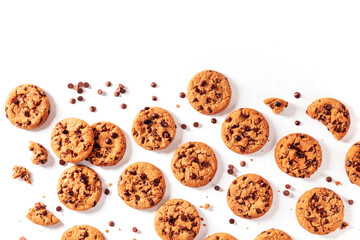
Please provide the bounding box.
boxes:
[70,98,76,104]
[324,104,332,110]
[84,82,90,88]
[59,160,66,166]
[123,190,130,196]
[200,80,206,86]
[105,81,111,87]
[77,88,83,94]
[294,92,301,98]
[140,173,146,179]
[260,182,267,187]
[326,176,332,182]
[67,83,74,89]
[285,184,291,189]
[295,120,300,126]
[283,190,290,196]
[105,138,112,144]
[226,117,232,122]
[78,82,84,87]
[19,237,26,240]
[189,173,196,179]
[181,214,187,221]
[77,96,83,101]
[214,186,220,191]
[61,129,68,134]
[348,200,354,205]
[97,89,103,95]
[228,164,234,169]
[193,122,199,128]
[109,221,115,227]
[151,82,157,88]
[104,189,110,195]
[180,124,187,129]
[120,103,127,109]
[179,92,186,98]
[132,227,138,233]
[234,135,240,141]
[229,218,235,224]
[90,106,96,112]
[240,161,246,167]
[152,96,157,101]
[114,92,120,97]
[162,132,170,138]
[346,160,352,167]
[227,169,233,175]
[56,206,62,212]
[111,132,118,138]
[211,118,217,124]
[120,88,126,94]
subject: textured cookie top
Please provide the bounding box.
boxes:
[57,165,102,211]
[87,121,126,167]
[132,107,176,150]
[5,84,50,129]
[187,70,231,115]
[296,187,344,235]
[171,142,217,187]
[254,228,292,240]
[345,142,360,186]
[205,232,237,240]
[154,199,201,240]
[275,133,322,178]
[26,202,60,226]
[118,162,166,209]
[29,141,47,165]
[61,225,105,240]
[263,98,288,114]
[51,118,94,163]
[306,98,350,140]
[221,108,269,154]
[227,173,273,219]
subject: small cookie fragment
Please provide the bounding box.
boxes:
[263,98,288,114]
[306,98,350,140]
[345,141,360,186]
[221,108,269,154]
[296,187,344,235]
[187,70,231,115]
[26,202,60,226]
[254,228,292,240]
[227,173,273,219]
[275,133,322,178]
[29,141,47,165]
[154,199,201,240]
[61,225,105,240]
[340,222,349,230]
[118,162,166,209]
[12,165,31,184]
[205,232,237,240]
[132,107,176,150]
[171,142,217,188]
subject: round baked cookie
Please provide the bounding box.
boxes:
[296,187,344,235]
[205,232,237,240]
[132,107,176,150]
[254,229,292,240]
[306,98,350,141]
[227,173,273,219]
[187,70,231,115]
[118,162,166,209]
[57,165,102,211]
[5,84,50,129]
[345,141,360,186]
[275,133,322,178]
[51,118,94,163]
[171,142,217,187]
[154,199,201,240]
[61,225,105,240]
[221,108,269,154]
[87,121,126,167]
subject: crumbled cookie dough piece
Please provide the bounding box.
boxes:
[29,141,47,165]
[12,165,31,184]
[26,202,60,226]
[263,98,288,114]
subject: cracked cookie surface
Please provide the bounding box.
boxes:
[263,98,288,114]
[221,108,269,154]
[275,133,322,178]
[132,107,176,150]
[254,228,292,240]
[306,98,350,140]
[118,162,166,209]
[51,118,94,163]
[154,199,201,240]
[205,232,237,240]
[26,202,60,226]
[61,225,105,240]
[5,84,50,129]
[57,165,102,211]
[227,173,273,219]
[345,141,360,186]
[296,187,344,235]
[29,141,47,165]
[87,121,126,167]
[187,70,231,115]
[171,142,217,187]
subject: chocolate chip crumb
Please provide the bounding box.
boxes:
[214,185,220,191]
[283,190,290,196]
[193,122,199,128]
[151,82,157,88]
[104,189,110,195]
[109,221,115,227]
[228,164,234,169]
[326,176,332,182]
[152,96,157,101]
[211,118,217,124]
[77,88,83,94]
[97,89,103,95]
[285,184,291,189]
[348,199,354,205]
[240,161,246,167]
[67,83,74,89]
[78,82,84,88]
[19,237,26,240]
[181,124,187,129]
[70,98,76,104]
[77,96,83,101]
[294,92,301,98]
[121,103,127,109]
[105,81,112,87]
[114,92,120,97]
[179,92,186,98]
[132,227,138,233]
[227,169,234,175]
[56,206,62,212]
[229,218,235,224]
[84,82,90,88]
[295,120,300,126]
[90,106,96,112]
[59,160,66,166]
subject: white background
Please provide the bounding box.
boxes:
[1,1,360,239]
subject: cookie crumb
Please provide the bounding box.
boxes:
[204,203,210,210]
[335,181,341,185]
[108,183,113,186]
[29,141,48,165]
[105,229,109,233]
[176,104,180,108]
[12,166,31,184]
[263,98,288,114]
[340,222,349,230]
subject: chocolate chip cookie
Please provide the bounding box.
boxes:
[132,107,176,150]
[118,162,166,209]
[12,165,31,184]
[187,70,231,115]
[29,141,47,165]
[154,199,201,240]
[26,202,60,226]
[51,118,94,163]
[345,141,360,186]
[296,187,344,235]
[171,142,217,187]
[205,232,237,240]
[61,225,105,240]
[263,98,288,114]
[227,173,273,219]
[5,84,50,129]
[87,121,126,167]
[57,165,102,211]
[306,98,350,140]
[254,229,292,240]
[221,108,269,154]
[275,133,322,178]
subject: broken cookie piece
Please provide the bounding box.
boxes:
[12,165,31,184]
[29,141,48,165]
[26,202,60,226]
[306,98,350,140]
[263,98,288,114]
